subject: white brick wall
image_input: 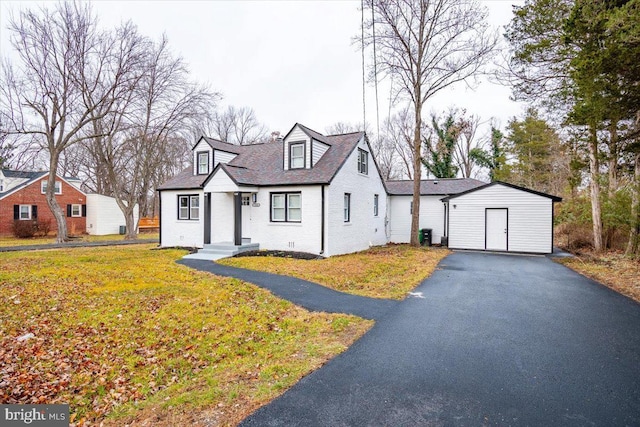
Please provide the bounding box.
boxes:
[325,136,388,257]
[160,189,204,248]
[389,195,446,244]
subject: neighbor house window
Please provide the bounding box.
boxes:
[357,149,368,174]
[271,192,302,222]
[71,204,82,217]
[20,205,32,220]
[289,143,305,169]
[178,195,199,220]
[374,194,379,217]
[344,193,351,222]
[41,180,62,195]
[197,152,209,175]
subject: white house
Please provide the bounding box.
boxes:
[158,123,388,257]
[157,123,561,257]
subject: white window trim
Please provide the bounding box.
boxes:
[71,204,82,217]
[19,205,32,220]
[41,180,62,195]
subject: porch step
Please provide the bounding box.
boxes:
[182,242,259,261]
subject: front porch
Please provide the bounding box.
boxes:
[183,241,259,261]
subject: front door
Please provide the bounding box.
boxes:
[486,208,508,251]
[241,195,251,241]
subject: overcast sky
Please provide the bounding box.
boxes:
[0,0,525,140]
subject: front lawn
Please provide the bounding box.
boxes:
[218,245,449,300]
[557,251,640,303]
[0,245,370,426]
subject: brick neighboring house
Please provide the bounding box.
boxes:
[0,169,87,236]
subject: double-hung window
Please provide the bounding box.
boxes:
[20,205,32,220]
[71,204,82,217]
[344,193,351,222]
[271,193,302,222]
[41,180,62,195]
[289,143,305,169]
[374,194,379,217]
[197,152,209,175]
[178,195,199,220]
[357,149,368,174]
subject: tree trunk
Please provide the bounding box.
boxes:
[125,207,138,240]
[626,152,640,256]
[46,151,69,243]
[410,99,422,247]
[588,123,603,252]
[604,120,619,249]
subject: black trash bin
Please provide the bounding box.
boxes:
[420,228,432,247]
[119,225,126,235]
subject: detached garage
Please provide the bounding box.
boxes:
[442,182,562,254]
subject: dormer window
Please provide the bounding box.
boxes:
[289,142,305,169]
[41,180,62,195]
[197,152,209,175]
[358,149,368,175]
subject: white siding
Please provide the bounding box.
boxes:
[325,137,388,257]
[204,168,240,193]
[447,184,554,254]
[283,126,310,170]
[86,194,139,235]
[214,150,237,166]
[388,195,446,244]
[160,189,204,248]
[311,140,330,166]
[236,186,321,254]
[192,140,213,176]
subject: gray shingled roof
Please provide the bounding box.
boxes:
[200,136,245,154]
[385,178,487,196]
[158,130,365,190]
[0,169,48,199]
[157,167,209,190]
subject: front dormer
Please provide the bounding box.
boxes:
[192,136,240,176]
[282,124,330,171]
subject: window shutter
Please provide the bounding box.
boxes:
[13,205,19,220]
[66,204,72,217]
[82,204,87,217]
[32,205,38,219]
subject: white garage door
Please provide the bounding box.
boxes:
[486,208,508,251]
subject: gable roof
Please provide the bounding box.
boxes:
[282,123,331,145]
[157,167,209,190]
[440,181,562,202]
[0,169,48,199]
[199,136,245,155]
[385,178,486,196]
[0,169,86,200]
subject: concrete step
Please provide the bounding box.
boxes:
[183,242,259,261]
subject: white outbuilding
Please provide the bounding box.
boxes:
[442,181,562,254]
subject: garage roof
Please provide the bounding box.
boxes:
[440,181,562,202]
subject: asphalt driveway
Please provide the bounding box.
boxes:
[237,251,640,426]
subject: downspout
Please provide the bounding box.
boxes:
[234,192,242,246]
[320,185,325,255]
[158,190,162,246]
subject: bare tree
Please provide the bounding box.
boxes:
[365,0,497,245]
[200,106,268,145]
[382,109,418,180]
[0,2,144,242]
[453,111,482,178]
[84,35,218,239]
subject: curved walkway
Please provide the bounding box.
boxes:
[177,259,399,320]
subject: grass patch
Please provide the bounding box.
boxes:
[0,245,371,426]
[219,245,450,300]
[0,233,158,247]
[557,251,640,303]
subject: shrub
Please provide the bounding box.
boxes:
[35,219,52,237]
[11,220,37,238]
